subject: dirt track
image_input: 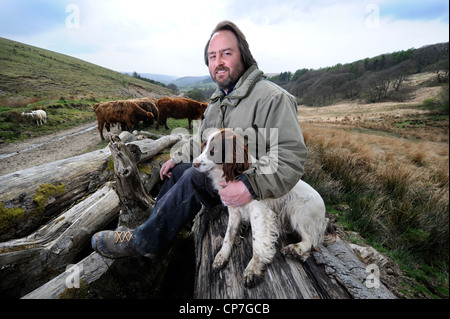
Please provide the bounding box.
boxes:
[0,121,119,176]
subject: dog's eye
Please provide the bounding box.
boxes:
[209,147,215,157]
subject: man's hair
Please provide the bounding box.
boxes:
[204,20,257,70]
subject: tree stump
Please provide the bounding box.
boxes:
[193,206,396,299]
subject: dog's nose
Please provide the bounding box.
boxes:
[193,163,201,168]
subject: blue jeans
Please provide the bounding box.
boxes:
[133,163,221,257]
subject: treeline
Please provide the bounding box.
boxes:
[131,71,169,88]
[269,42,449,106]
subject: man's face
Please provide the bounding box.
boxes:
[207,30,245,93]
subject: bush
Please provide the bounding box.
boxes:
[422,84,449,113]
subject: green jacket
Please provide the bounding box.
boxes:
[171,65,308,199]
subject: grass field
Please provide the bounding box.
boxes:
[0,37,172,107]
[0,97,98,142]
[297,88,448,298]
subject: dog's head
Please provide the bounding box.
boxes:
[193,129,251,182]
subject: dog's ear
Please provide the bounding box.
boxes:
[223,133,251,182]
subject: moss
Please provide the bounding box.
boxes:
[138,163,154,175]
[138,153,171,175]
[0,203,25,235]
[105,157,115,172]
[59,279,91,299]
[33,182,66,214]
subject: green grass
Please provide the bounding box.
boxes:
[0,36,174,144]
[145,118,199,136]
[0,98,98,143]
[0,37,172,107]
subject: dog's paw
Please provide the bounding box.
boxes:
[243,268,264,288]
[282,243,310,262]
[213,253,228,272]
[243,260,265,288]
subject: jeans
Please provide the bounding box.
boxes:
[133,163,221,257]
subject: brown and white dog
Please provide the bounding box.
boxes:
[193,128,336,287]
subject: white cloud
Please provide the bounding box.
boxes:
[2,0,448,76]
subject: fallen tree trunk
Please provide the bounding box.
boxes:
[21,251,115,299]
[1,133,183,298]
[193,206,396,299]
[0,133,183,241]
[0,182,120,297]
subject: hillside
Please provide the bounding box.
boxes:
[0,37,172,107]
[273,42,449,107]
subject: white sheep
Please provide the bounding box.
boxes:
[21,110,47,125]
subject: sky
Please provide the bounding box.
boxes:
[0,0,449,77]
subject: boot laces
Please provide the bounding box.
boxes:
[114,230,133,243]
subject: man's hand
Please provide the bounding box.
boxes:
[218,180,253,207]
[160,159,175,180]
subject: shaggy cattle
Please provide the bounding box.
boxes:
[155,97,207,130]
[21,110,47,125]
[127,97,159,126]
[93,100,154,140]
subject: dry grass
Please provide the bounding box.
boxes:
[298,90,449,297]
[302,121,448,249]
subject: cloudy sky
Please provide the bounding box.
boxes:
[1,0,448,77]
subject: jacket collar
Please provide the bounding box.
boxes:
[209,65,265,107]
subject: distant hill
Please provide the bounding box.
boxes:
[0,37,173,107]
[172,75,211,86]
[275,42,449,106]
[125,73,179,85]
[131,72,215,91]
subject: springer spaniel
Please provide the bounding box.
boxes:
[193,128,336,287]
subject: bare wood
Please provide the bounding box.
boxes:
[1,133,181,297]
[0,183,120,297]
[12,134,175,298]
[22,252,115,299]
[193,207,396,299]
[0,133,182,241]
[108,133,155,227]
[110,135,154,211]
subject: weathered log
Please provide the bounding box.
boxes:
[0,182,120,298]
[1,134,180,298]
[193,206,396,299]
[109,134,154,227]
[22,251,115,299]
[0,133,183,241]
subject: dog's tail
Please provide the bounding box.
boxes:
[323,218,339,245]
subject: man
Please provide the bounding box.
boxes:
[91,21,308,259]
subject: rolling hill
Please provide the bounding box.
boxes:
[136,73,215,91]
[0,37,173,107]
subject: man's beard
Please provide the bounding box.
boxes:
[216,73,234,91]
[211,63,245,92]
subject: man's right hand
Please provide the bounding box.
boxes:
[160,159,176,180]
